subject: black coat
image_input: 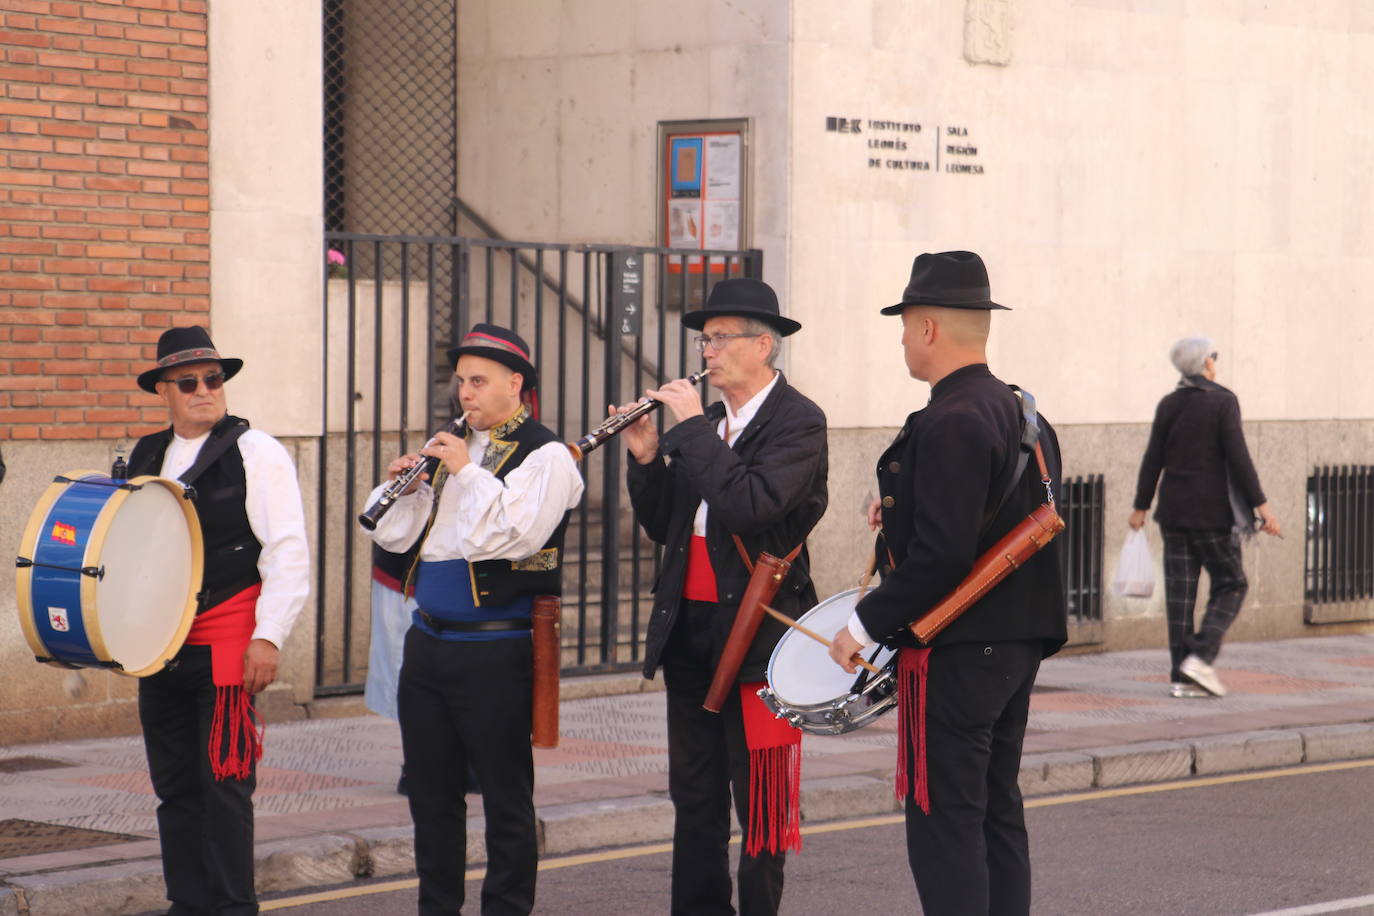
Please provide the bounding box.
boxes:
[1132,377,1265,530]
[627,374,829,680]
[855,364,1067,656]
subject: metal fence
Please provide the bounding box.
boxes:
[315,232,763,694]
[1304,465,1374,608]
[1060,474,1104,641]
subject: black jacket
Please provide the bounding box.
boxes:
[627,374,828,680]
[1133,377,1265,529]
[855,364,1067,656]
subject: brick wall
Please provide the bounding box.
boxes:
[0,0,209,441]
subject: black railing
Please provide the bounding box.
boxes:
[1059,474,1104,634]
[315,232,762,694]
[1305,465,1374,606]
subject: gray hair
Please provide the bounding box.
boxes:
[739,317,782,367]
[1169,336,1214,377]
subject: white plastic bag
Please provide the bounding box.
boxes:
[1111,528,1155,598]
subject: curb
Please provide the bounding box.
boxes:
[4,722,1372,916]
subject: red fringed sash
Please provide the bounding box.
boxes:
[185,584,264,781]
[895,647,932,814]
[739,681,802,857]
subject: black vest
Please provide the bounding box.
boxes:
[458,411,571,605]
[129,414,263,610]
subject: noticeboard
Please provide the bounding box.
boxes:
[657,119,749,305]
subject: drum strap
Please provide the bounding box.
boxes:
[177,418,250,488]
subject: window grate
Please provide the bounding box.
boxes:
[1059,474,1104,626]
[1305,465,1374,605]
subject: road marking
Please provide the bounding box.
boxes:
[1246,894,1374,915]
[262,757,1374,910]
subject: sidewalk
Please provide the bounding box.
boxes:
[5,633,1374,915]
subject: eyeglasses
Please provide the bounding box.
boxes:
[693,333,760,352]
[1209,352,1219,362]
[160,371,226,394]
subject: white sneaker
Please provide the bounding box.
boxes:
[1170,682,1210,699]
[1180,655,1227,697]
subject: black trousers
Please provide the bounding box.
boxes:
[662,600,786,916]
[138,643,258,916]
[904,640,1042,916]
[1161,527,1248,679]
[398,627,536,916]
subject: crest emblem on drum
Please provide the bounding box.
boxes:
[50,521,77,545]
[47,608,70,632]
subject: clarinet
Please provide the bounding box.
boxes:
[567,370,710,461]
[358,415,468,531]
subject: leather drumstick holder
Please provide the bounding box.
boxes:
[702,540,800,714]
[908,442,1065,645]
[531,595,561,748]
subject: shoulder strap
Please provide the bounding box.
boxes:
[982,387,1041,531]
[179,417,251,486]
[732,533,803,574]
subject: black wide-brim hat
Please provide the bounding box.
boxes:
[446,323,537,390]
[681,278,802,336]
[137,325,243,393]
[880,250,1010,315]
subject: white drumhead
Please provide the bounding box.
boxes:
[768,588,895,707]
[94,480,197,672]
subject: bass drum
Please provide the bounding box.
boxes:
[16,471,203,677]
[758,588,897,736]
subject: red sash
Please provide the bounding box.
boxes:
[895,647,932,814]
[683,534,719,602]
[739,682,802,856]
[372,564,414,596]
[185,584,263,781]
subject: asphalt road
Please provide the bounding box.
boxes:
[257,760,1374,916]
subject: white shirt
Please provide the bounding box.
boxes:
[691,371,781,536]
[160,428,311,650]
[363,431,584,563]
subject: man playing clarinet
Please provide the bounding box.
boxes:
[616,278,828,916]
[360,323,583,916]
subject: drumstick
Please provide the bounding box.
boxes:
[761,605,882,675]
[857,548,878,601]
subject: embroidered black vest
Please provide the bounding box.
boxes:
[128,413,262,610]
[457,409,571,606]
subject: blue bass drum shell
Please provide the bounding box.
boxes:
[15,471,204,677]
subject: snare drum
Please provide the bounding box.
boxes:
[16,471,203,677]
[758,588,898,736]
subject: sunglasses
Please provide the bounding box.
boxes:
[161,371,226,394]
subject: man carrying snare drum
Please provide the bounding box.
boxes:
[129,325,311,916]
[829,252,1067,916]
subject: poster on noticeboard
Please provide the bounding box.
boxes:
[658,119,749,307]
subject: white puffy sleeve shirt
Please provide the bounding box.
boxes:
[161,427,312,650]
[362,433,585,563]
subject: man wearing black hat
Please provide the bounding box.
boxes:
[128,325,311,916]
[828,251,1067,916]
[616,278,828,916]
[361,323,583,916]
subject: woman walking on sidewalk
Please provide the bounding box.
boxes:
[1129,336,1281,699]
